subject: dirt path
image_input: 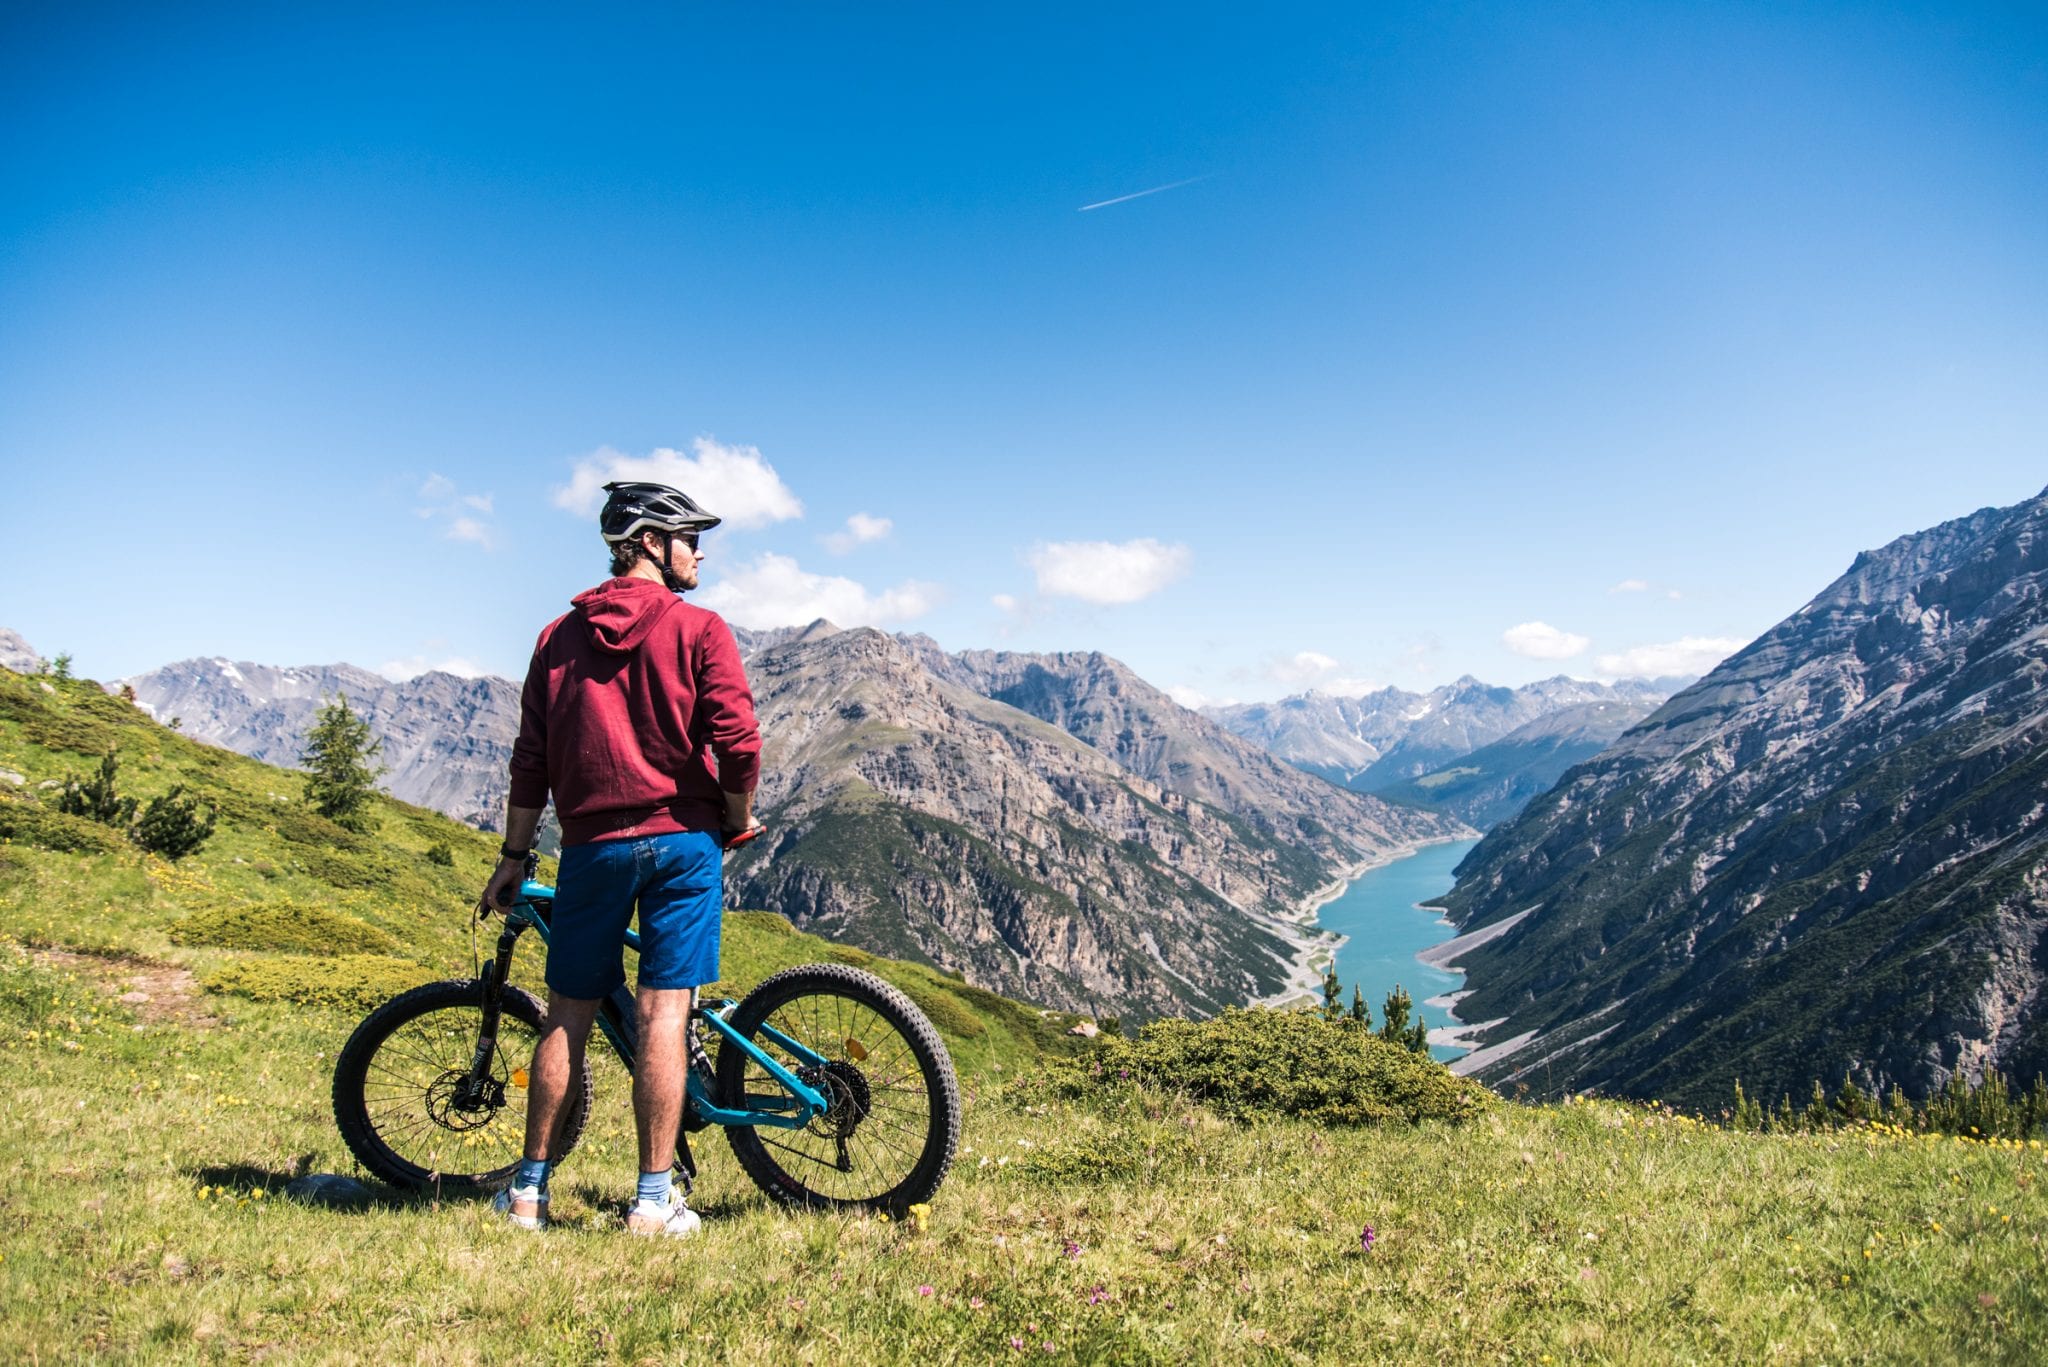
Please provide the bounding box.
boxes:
[34,947,218,1028]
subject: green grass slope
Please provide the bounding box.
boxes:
[3,670,2046,1363]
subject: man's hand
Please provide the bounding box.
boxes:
[479,857,525,916]
[722,788,759,836]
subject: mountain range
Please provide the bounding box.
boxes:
[1206,676,1684,827]
[108,625,1474,1017]
[1430,486,2048,1107]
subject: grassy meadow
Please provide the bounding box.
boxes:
[2,669,2045,1364]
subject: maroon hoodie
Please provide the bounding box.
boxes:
[507,576,761,846]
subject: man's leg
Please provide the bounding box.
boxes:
[632,985,694,1173]
[526,992,601,1161]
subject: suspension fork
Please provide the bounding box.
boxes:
[462,917,526,1087]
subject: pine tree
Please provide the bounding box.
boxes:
[133,786,216,861]
[1321,966,1343,1022]
[301,693,385,833]
[1379,984,1429,1055]
[1732,1080,1765,1132]
[58,748,136,827]
[1350,984,1370,1027]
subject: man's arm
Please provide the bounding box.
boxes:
[697,618,762,832]
[480,802,545,911]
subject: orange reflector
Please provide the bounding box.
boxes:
[511,1068,529,1088]
[845,1038,869,1061]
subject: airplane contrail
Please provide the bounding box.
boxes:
[1077,175,1211,212]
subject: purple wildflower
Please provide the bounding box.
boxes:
[1087,1284,1106,1305]
[1359,1223,1377,1254]
[1063,1239,1082,1259]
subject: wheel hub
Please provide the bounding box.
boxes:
[426,1069,504,1131]
[798,1059,872,1139]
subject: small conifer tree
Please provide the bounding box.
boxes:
[133,786,217,861]
[1321,966,1343,1022]
[1350,984,1370,1027]
[1379,984,1430,1054]
[58,748,136,827]
[50,652,73,681]
[1731,1080,1765,1132]
[425,840,455,867]
[301,693,385,833]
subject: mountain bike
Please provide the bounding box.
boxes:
[329,849,960,1214]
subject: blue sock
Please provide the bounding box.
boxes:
[516,1157,549,1192]
[637,1170,673,1207]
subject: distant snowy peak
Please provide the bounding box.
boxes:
[1205,673,1689,792]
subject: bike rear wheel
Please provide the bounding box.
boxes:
[715,964,959,1214]
[332,978,591,1193]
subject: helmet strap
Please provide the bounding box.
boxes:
[656,531,692,594]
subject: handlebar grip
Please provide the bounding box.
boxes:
[723,825,765,851]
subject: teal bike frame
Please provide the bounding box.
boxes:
[475,874,831,1133]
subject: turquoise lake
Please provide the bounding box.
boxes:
[1314,838,1482,1062]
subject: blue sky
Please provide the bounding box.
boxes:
[3,2,2043,703]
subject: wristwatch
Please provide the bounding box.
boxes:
[500,843,531,862]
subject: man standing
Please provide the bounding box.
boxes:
[480,480,762,1238]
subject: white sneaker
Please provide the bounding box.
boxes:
[625,1196,702,1239]
[492,1183,549,1231]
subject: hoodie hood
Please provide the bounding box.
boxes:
[572,576,682,655]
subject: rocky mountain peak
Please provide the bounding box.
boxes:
[1433,484,2048,1105]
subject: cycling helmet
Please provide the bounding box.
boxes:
[598,481,722,544]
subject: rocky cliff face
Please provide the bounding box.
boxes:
[120,659,520,829]
[900,639,1454,857]
[1433,487,2048,1106]
[725,627,1463,1017]
[1209,675,1682,793]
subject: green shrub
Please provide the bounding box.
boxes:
[425,841,454,867]
[0,797,124,855]
[57,748,135,828]
[170,901,401,957]
[203,954,437,1011]
[1047,1006,1488,1127]
[132,786,217,861]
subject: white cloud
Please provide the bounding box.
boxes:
[1166,684,1235,710]
[991,593,1021,613]
[447,517,490,546]
[1028,538,1191,605]
[1610,578,1650,594]
[1596,636,1747,679]
[1265,650,1340,685]
[379,655,488,681]
[553,437,803,530]
[416,473,495,549]
[1322,677,1382,698]
[1502,621,1591,660]
[696,553,940,629]
[823,512,893,554]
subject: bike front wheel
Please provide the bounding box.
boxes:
[715,963,960,1214]
[332,978,591,1193]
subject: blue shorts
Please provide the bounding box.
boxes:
[544,830,722,997]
